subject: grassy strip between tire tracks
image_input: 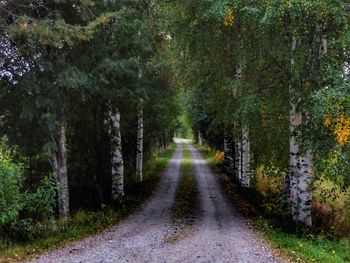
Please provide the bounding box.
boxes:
[0,144,176,263]
[166,143,199,244]
[172,143,199,224]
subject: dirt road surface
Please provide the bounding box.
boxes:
[28,140,284,263]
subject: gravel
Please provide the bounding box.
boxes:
[28,140,285,263]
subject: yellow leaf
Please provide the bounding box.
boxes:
[224,7,235,27]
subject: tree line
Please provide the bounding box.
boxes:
[162,0,350,227]
[0,0,179,239]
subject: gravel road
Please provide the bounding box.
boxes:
[28,140,285,263]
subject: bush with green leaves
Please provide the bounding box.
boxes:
[0,158,23,227]
[0,155,57,240]
[23,176,58,222]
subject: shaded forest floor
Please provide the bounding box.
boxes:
[0,145,176,263]
[197,145,350,263]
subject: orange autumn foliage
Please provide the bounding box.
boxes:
[213,151,224,162]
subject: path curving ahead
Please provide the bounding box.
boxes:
[28,140,284,263]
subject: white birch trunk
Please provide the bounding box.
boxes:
[295,29,327,226]
[52,115,69,220]
[224,132,230,164]
[136,100,144,182]
[241,125,250,187]
[298,151,313,226]
[235,138,242,182]
[198,131,203,145]
[233,67,242,183]
[109,107,124,200]
[289,99,301,221]
[289,36,301,221]
[223,133,234,170]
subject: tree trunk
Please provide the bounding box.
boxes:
[241,125,250,187]
[289,98,301,221]
[232,66,248,185]
[288,36,301,222]
[109,106,124,200]
[52,115,69,220]
[198,131,203,145]
[288,32,326,226]
[162,133,167,149]
[298,151,313,226]
[224,131,234,171]
[295,29,327,226]
[224,132,229,162]
[136,100,144,182]
[235,138,242,182]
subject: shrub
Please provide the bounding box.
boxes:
[0,155,57,240]
[0,158,23,227]
[23,176,58,222]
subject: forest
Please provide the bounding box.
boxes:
[1,1,350,263]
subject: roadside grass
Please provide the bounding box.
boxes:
[0,144,176,263]
[195,144,220,166]
[260,222,350,263]
[195,144,350,263]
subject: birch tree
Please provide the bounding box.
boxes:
[162,0,350,228]
[235,67,251,187]
[223,131,234,170]
[109,105,124,200]
[241,125,251,187]
[288,36,301,223]
[136,99,144,182]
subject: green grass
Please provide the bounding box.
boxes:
[172,143,199,223]
[195,144,350,263]
[0,144,176,263]
[260,220,350,263]
[194,144,219,165]
[0,209,122,263]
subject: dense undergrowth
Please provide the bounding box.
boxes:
[0,144,176,263]
[196,144,350,263]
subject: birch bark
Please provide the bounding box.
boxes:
[288,36,301,221]
[241,125,250,187]
[233,66,250,186]
[136,99,144,182]
[296,29,327,226]
[298,151,313,225]
[235,139,242,182]
[289,97,301,221]
[109,106,124,200]
[223,131,234,170]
